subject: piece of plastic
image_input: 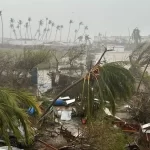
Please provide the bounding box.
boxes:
[0,146,23,150]
[60,110,72,121]
[27,107,35,115]
[54,99,66,106]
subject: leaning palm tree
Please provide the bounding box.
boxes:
[54,25,60,41]
[13,29,17,39]
[28,17,32,39]
[83,26,88,36]
[0,88,41,146]
[41,18,48,41]
[85,34,91,44]
[44,20,52,41]
[10,24,17,39]
[40,28,47,41]
[0,11,4,44]
[48,22,54,41]
[76,22,83,38]
[67,20,73,42]
[41,48,135,120]
[38,20,43,40]
[18,20,23,39]
[10,18,15,39]
[74,29,78,42]
[78,35,83,43]
[59,25,63,42]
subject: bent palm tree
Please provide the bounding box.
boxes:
[67,20,73,42]
[10,18,15,39]
[38,20,43,40]
[41,18,48,41]
[44,20,52,41]
[0,88,40,146]
[48,22,54,41]
[41,48,135,120]
[75,22,83,40]
[74,29,78,42]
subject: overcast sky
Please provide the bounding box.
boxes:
[1,0,150,40]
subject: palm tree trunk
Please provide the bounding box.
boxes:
[19,26,22,39]
[75,25,80,40]
[0,15,3,45]
[40,30,45,41]
[10,29,12,39]
[60,29,62,42]
[40,47,108,120]
[29,22,32,40]
[67,24,71,42]
[13,28,17,39]
[49,26,53,41]
[27,28,29,39]
[54,30,58,41]
[74,32,77,42]
[38,25,41,40]
[45,25,49,41]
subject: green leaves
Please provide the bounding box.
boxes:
[81,63,135,117]
[0,88,41,146]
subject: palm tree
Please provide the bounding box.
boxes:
[78,35,83,43]
[41,18,48,41]
[60,25,63,41]
[0,11,4,44]
[41,28,46,41]
[48,22,54,41]
[13,29,17,39]
[34,30,38,39]
[28,17,32,39]
[83,26,88,36]
[74,29,78,42]
[10,18,15,39]
[0,88,41,146]
[132,27,141,47]
[16,25,20,39]
[41,48,135,120]
[74,22,83,42]
[24,22,29,40]
[38,20,43,40]
[44,20,52,41]
[54,25,60,41]
[85,35,91,44]
[18,20,23,39]
[67,20,73,42]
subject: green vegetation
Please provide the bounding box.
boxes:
[85,121,132,150]
[0,88,41,146]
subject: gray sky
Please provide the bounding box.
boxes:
[1,0,150,40]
